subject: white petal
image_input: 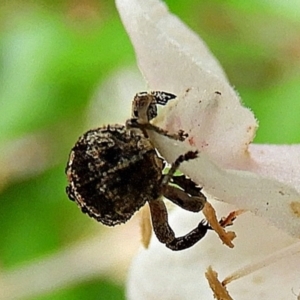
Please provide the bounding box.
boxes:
[154,87,257,168]
[116,0,229,92]
[116,0,300,238]
[116,0,257,167]
[127,203,300,300]
[149,132,300,238]
[248,144,300,193]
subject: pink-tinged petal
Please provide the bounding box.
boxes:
[116,0,257,168]
[248,144,300,192]
[155,87,257,168]
[116,0,300,238]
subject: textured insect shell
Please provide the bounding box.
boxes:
[66,124,164,226]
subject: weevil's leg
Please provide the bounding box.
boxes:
[171,175,203,196]
[162,151,198,186]
[163,185,206,212]
[149,199,210,251]
[126,118,187,141]
[166,220,210,251]
[162,152,206,210]
[148,199,175,244]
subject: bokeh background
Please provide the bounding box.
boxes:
[1,0,300,299]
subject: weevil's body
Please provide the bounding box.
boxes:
[66,91,211,251]
[66,124,163,226]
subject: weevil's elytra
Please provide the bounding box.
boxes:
[66,91,223,251]
[66,124,163,226]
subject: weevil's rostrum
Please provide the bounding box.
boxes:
[66,91,213,250]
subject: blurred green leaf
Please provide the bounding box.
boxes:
[242,76,300,143]
[0,164,93,268]
[34,279,125,300]
[0,10,134,144]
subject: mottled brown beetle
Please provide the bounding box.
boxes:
[66,91,210,251]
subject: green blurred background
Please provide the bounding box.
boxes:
[0,0,300,299]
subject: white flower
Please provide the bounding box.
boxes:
[116,0,300,299]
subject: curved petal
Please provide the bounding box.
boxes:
[116,0,229,91]
[116,0,257,166]
[127,203,299,300]
[116,0,300,238]
[149,132,300,238]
